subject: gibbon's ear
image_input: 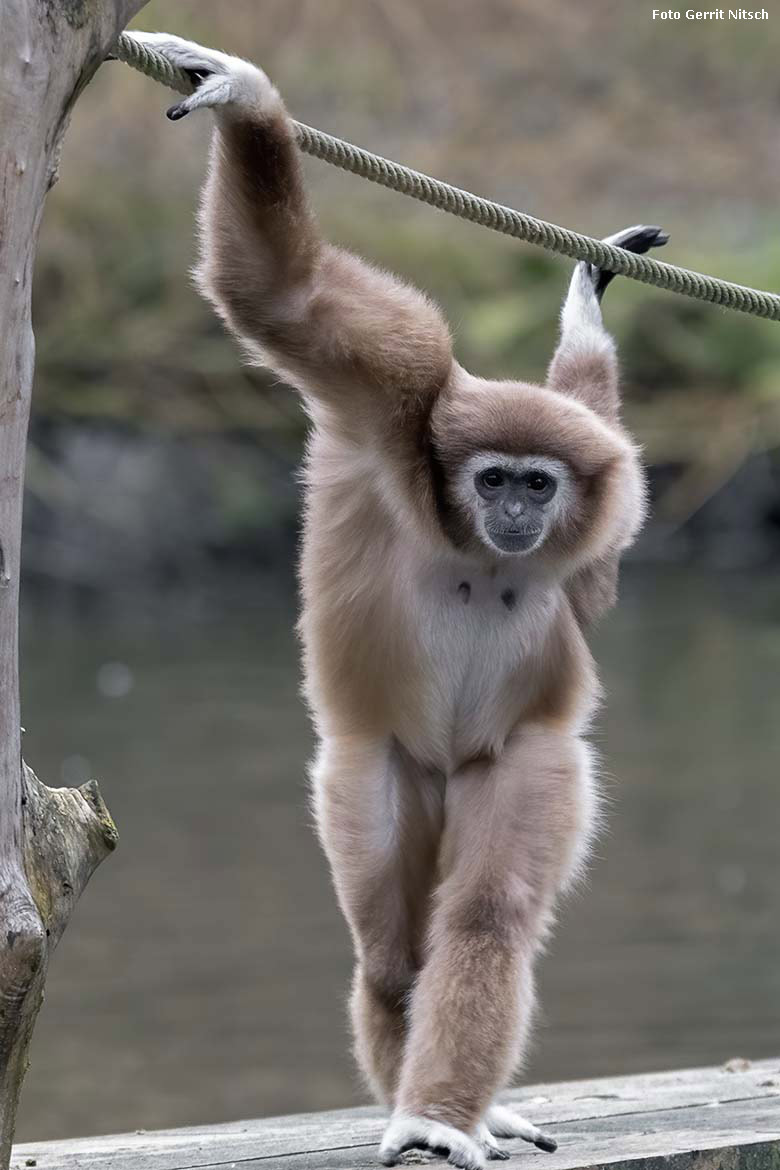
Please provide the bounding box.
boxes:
[547,225,668,422]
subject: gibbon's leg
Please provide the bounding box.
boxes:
[548,224,668,422]
[379,725,596,1169]
[311,736,443,1104]
[137,34,452,414]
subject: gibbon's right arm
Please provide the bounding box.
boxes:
[136,35,453,419]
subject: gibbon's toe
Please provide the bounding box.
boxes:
[474,1122,511,1161]
[379,1114,486,1170]
[485,1104,558,1153]
[534,1134,559,1153]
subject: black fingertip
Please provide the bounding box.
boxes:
[166,103,189,121]
[605,225,668,259]
[534,1135,558,1153]
[594,268,616,300]
[642,226,670,248]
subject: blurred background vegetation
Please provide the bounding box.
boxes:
[16,0,780,1148]
[26,0,780,585]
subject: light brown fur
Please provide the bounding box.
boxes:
[146,34,649,1168]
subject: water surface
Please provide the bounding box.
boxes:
[16,566,780,1142]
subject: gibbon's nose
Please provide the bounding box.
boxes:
[504,500,526,521]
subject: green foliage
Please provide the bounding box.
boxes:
[29,0,780,551]
[34,178,780,439]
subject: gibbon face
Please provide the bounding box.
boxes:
[451,452,574,556]
[431,374,646,569]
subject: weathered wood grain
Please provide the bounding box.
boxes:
[0,2,145,1164]
[12,1060,780,1170]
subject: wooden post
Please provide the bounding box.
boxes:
[0,2,147,1163]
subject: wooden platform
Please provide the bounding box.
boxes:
[12,1058,780,1170]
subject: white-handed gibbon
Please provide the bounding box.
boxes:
[138,33,662,1169]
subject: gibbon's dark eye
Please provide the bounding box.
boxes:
[479,468,505,490]
[526,471,553,493]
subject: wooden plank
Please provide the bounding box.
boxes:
[245,1097,780,1170]
[12,1060,780,1170]
[223,1097,780,1170]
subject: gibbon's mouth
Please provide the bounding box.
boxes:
[488,527,543,553]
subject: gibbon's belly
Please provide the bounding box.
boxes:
[391,560,555,771]
[299,477,567,770]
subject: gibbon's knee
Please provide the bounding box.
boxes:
[505,726,599,888]
[437,732,597,948]
[446,887,531,946]
[543,734,600,893]
[358,949,418,1013]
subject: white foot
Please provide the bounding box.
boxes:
[485,1104,557,1153]
[130,32,278,119]
[473,1122,510,1161]
[379,1111,486,1169]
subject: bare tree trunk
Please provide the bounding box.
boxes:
[0,2,148,1163]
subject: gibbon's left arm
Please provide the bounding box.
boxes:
[547,224,667,423]
[549,225,668,625]
[135,35,453,421]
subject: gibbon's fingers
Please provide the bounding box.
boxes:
[127,32,237,76]
[167,76,236,119]
[591,224,669,300]
[129,32,276,122]
[604,224,670,252]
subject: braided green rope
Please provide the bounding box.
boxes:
[114,31,780,323]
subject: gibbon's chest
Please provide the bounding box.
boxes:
[391,554,554,769]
